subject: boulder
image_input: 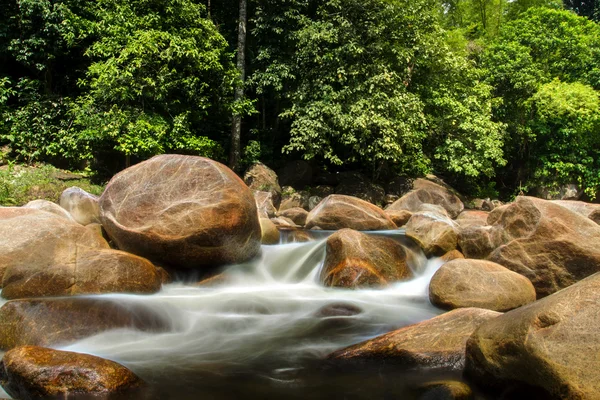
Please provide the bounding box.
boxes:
[0,346,144,399]
[2,247,162,299]
[458,225,506,260]
[455,210,489,228]
[0,298,168,350]
[385,209,413,227]
[551,200,600,219]
[276,207,309,226]
[259,217,280,245]
[281,229,314,243]
[387,179,464,219]
[335,173,385,206]
[59,186,101,225]
[270,216,299,228]
[533,183,582,200]
[243,162,282,208]
[465,272,600,399]
[440,250,465,263]
[308,195,322,211]
[470,198,494,211]
[328,308,500,370]
[418,203,449,217]
[305,195,396,231]
[279,188,310,211]
[405,212,459,257]
[487,197,600,297]
[589,209,600,225]
[321,229,413,288]
[23,200,74,222]
[277,160,313,189]
[429,259,536,312]
[0,208,108,286]
[254,190,277,218]
[99,155,261,269]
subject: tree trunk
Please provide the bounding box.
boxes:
[229,0,247,173]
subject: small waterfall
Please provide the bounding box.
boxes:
[61,234,443,377]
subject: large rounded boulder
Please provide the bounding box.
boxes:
[429,259,536,312]
[386,179,464,219]
[99,155,261,269]
[405,212,459,257]
[305,195,396,231]
[0,346,144,399]
[465,272,600,399]
[321,229,413,288]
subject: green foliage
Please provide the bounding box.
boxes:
[483,7,600,195]
[0,164,103,206]
[526,79,600,197]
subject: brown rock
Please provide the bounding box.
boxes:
[0,346,144,399]
[440,250,465,262]
[270,216,299,228]
[385,209,413,227]
[0,208,108,287]
[321,229,413,288]
[243,162,282,208]
[487,196,600,297]
[277,207,309,226]
[458,225,506,260]
[2,248,162,299]
[0,298,168,350]
[550,200,600,219]
[417,380,473,400]
[281,229,314,243]
[465,272,600,399]
[99,155,261,269]
[328,308,500,370]
[59,186,101,225]
[455,210,489,228]
[405,212,459,257]
[305,195,396,231]
[387,179,464,219]
[429,259,536,312]
[259,217,280,245]
[254,190,277,218]
[23,200,74,222]
[470,198,494,211]
[279,188,310,211]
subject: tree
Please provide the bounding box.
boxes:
[229,0,248,172]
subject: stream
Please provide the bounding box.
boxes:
[0,231,473,399]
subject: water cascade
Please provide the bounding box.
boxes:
[2,231,452,399]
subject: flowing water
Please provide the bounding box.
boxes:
[1,231,471,399]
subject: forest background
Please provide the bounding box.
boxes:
[0,0,598,200]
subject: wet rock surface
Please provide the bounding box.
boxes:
[99,155,261,269]
[321,229,413,288]
[305,195,396,231]
[328,308,500,370]
[465,272,600,399]
[0,346,144,400]
[429,259,536,312]
[0,298,168,350]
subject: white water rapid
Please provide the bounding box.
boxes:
[1,231,449,399]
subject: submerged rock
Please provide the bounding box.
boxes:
[59,186,101,225]
[0,346,144,400]
[416,380,473,400]
[429,259,536,312]
[328,308,500,370]
[465,272,600,399]
[305,195,396,231]
[99,155,261,269]
[321,229,413,288]
[0,298,168,350]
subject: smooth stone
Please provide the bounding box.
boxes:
[59,186,101,225]
[305,195,396,231]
